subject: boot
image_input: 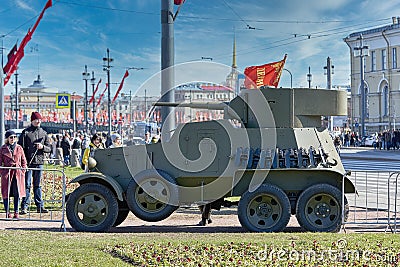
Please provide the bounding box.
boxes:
[13,212,19,220]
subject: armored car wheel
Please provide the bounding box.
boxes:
[238,184,291,232]
[126,170,179,222]
[113,201,130,227]
[66,183,118,232]
[296,183,347,232]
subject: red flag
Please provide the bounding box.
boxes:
[244,54,287,89]
[112,70,129,104]
[174,0,185,5]
[30,0,52,35]
[3,43,17,74]
[97,83,108,107]
[3,0,52,85]
[89,78,102,104]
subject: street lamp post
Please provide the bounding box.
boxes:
[82,65,90,133]
[37,90,40,112]
[11,70,21,129]
[323,57,334,89]
[324,57,335,130]
[353,34,369,137]
[307,66,312,89]
[90,71,96,127]
[103,48,113,137]
[72,92,77,132]
[283,68,292,88]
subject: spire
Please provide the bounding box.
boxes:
[232,33,237,69]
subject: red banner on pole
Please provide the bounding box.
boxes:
[97,83,108,107]
[112,70,129,104]
[89,78,102,104]
[3,0,52,86]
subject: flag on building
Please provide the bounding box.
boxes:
[244,54,287,89]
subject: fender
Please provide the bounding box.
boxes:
[70,172,124,201]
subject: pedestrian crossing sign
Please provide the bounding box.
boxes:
[56,93,71,109]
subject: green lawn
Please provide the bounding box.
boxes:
[22,166,398,266]
[0,231,398,266]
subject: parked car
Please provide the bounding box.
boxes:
[362,135,377,147]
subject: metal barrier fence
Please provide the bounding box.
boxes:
[0,162,67,231]
[342,170,400,233]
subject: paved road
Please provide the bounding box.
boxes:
[340,147,400,220]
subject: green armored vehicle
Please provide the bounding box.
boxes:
[66,87,355,233]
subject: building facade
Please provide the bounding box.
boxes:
[344,18,400,134]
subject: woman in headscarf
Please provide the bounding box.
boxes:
[0,130,27,219]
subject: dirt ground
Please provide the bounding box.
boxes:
[0,206,394,234]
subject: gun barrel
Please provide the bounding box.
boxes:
[154,102,226,110]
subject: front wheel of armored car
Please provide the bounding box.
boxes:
[113,201,130,227]
[238,184,291,232]
[66,183,118,232]
[125,170,179,222]
[296,183,348,233]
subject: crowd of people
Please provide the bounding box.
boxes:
[332,129,400,155]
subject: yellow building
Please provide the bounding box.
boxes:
[344,18,400,134]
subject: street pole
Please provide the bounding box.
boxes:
[14,70,19,129]
[103,49,113,137]
[307,66,312,89]
[161,0,175,141]
[354,34,369,138]
[283,68,292,88]
[129,90,132,125]
[144,89,147,121]
[72,92,76,133]
[324,57,334,130]
[82,65,90,133]
[91,71,96,127]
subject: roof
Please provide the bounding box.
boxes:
[347,22,400,38]
[200,85,233,91]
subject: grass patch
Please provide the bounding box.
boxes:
[0,231,398,266]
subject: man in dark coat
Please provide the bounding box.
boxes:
[18,112,51,214]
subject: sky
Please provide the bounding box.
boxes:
[1,0,400,98]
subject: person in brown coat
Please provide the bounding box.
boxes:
[0,130,27,219]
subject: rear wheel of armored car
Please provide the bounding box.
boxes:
[66,183,118,232]
[296,183,348,232]
[125,170,179,222]
[238,184,291,232]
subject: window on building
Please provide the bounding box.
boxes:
[382,49,387,70]
[393,47,397,69]
[371,51,376,71]
[382,85,389,116]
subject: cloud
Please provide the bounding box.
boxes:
[15,0,35,12]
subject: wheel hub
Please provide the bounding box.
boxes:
[85,204,99,218]
[144,192,158,204]
[315,202,330,218]
[257,203,273,218]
